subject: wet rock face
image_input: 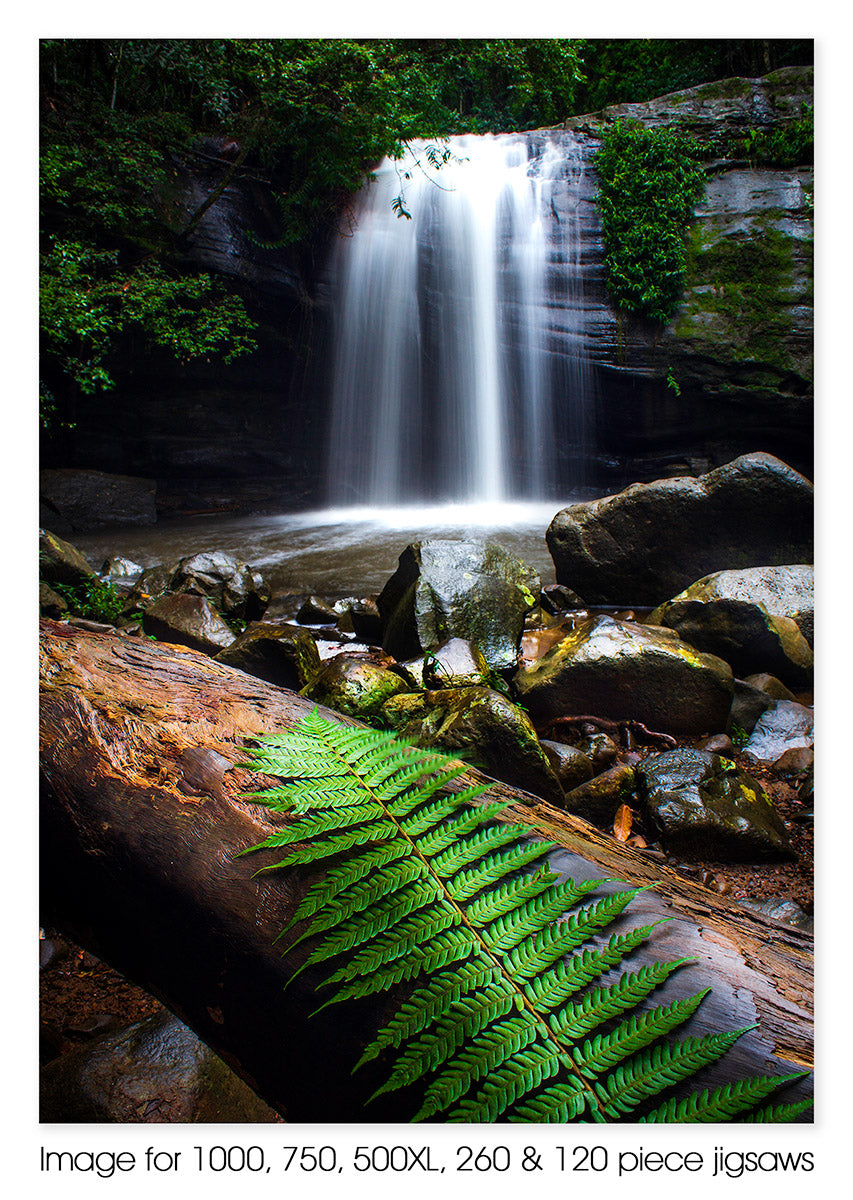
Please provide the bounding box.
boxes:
[171,550,270,623]
[215,622,321,689]
[378,540,539,672]
[651,565,814,685]
[39,528,97,589]
[637,748,793,860]
[142,593,236,655]
[423,638,492,689]
[39,469,157,533]
[513,614,733,735]
[381,685,563,805]
[547,453,813,606]
[39,1010,280,1123]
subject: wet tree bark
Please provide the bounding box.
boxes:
[39,619,813,1122]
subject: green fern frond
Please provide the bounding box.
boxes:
[242,711,813,1123]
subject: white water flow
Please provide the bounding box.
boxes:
[326,132,594,507]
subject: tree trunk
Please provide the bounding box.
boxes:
[39,619,813,1122]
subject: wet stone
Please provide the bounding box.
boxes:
[637,747,794,861]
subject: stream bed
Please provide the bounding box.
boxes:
[73,500,591,596]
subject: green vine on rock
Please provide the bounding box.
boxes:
[595,121,706,324]
[240,710,811,1123]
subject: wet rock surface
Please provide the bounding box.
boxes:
[422,637,492,689]
[742,699,815,768]
[302,653,410,719]
[39,528,98,589]
[381,685,563,804]
[215,621,321,689]
[547,453,813,605]
[514,614,734,734]
[40,1008,280,1123]
[142,593,236,655]
[378,540,539,671]
[637,748,794,860]
[40,468,157,532]
[171,549,270,623]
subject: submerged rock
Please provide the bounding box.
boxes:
[637,748,793,860]
[381,685,563,804]
[378,540,539,672]
[302,654,410,719]
[40,1009,279,1123]
[143,593,236,655]
[546,453,813,606]
[513,615,733,735]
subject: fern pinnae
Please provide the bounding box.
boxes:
[640,1072,809,1123]
[548,958,692,1040]
[483,875,610,953]
[523,921,667,1011]
[367,985,518,1101]
[573,990,711,1080]
[446,839,555,902]
[506,888,644,980]
[356,962,503,1068]
[430,821,538,876]
[594,1025,752,1119]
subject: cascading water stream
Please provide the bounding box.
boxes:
[326,131,596,508]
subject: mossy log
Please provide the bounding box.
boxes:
[39,619,813,1122]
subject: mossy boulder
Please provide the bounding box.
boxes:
[513,615,733,735]
[215,622,321,689]
[546,453,813,606]
[637,748,793,860]
[650,565,813,687]
[39,528,97,589]
[302,655,410,720]
[378,540,539,672]
[380,686,563,804]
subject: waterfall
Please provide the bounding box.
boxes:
[325,131,595,508]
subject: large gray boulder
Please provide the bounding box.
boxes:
[742,699,815,768]
[649,565,814,689]
[171,550,270,623]
[513,615,733,735]
[546,453,813,606]
[378,541,539,672]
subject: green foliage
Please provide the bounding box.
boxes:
[52,576,127,623]
[740,105,813,167]
[241,711,810,1123]
[595,122,707,323]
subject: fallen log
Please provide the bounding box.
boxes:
[39,619,813,1121]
